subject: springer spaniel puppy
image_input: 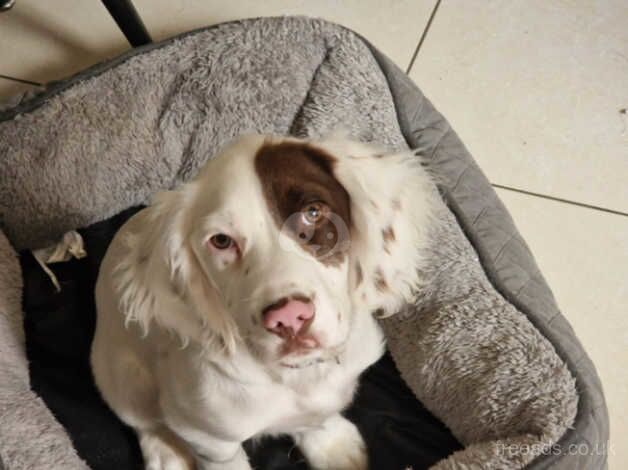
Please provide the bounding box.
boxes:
[91,134,434,470]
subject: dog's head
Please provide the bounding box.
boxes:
[116,135,433,368]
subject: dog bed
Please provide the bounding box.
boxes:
[0,16,608,470]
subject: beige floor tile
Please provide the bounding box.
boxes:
[0,77,36,103]
[411,1,628,213]
[133,0,436,70]
[0,1,129,99]
[1,1,435,102]
[496,188,628,468]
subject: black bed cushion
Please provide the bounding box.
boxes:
[20,207,461,470]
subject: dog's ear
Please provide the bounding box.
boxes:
[324,139,435,317]
[114,187,239,353]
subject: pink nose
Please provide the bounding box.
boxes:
[262,297,315,337]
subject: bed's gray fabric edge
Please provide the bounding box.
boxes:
[0,21,242,122]
[365,46,609,470]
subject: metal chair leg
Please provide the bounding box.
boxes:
[101,0,152,47]
[0,0,16,12]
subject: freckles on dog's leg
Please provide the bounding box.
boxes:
[355,262,363,286]
[373,267,389,293]
[382,226,396,243]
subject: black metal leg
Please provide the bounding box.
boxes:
[101,0,152,47]
[0,0,16,12]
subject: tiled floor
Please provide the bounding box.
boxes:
[1,1,626,467]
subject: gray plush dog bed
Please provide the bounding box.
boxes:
[0,16,608,470]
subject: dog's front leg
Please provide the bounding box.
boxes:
[293,413,368,470]
[166,421,250,470]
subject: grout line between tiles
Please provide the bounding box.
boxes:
[491,183,628,217]
[0,74,42,86]
[405,0,442,74]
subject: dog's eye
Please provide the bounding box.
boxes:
[303,202,324,224]
[209,233,233,250]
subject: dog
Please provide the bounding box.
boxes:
[90,134,434,470]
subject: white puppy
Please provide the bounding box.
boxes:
[91,134,434,470]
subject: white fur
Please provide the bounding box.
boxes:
[90,134,435,469]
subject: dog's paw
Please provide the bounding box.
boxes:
[139,431,194,470]
[296,414,368,470]
[196,447,252,470]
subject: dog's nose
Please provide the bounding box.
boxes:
[262,296,315,337]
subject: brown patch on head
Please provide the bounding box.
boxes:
[255,141,351,266]
[355,262,363,286]
[391,199,401,211]
[374,267,388,292]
